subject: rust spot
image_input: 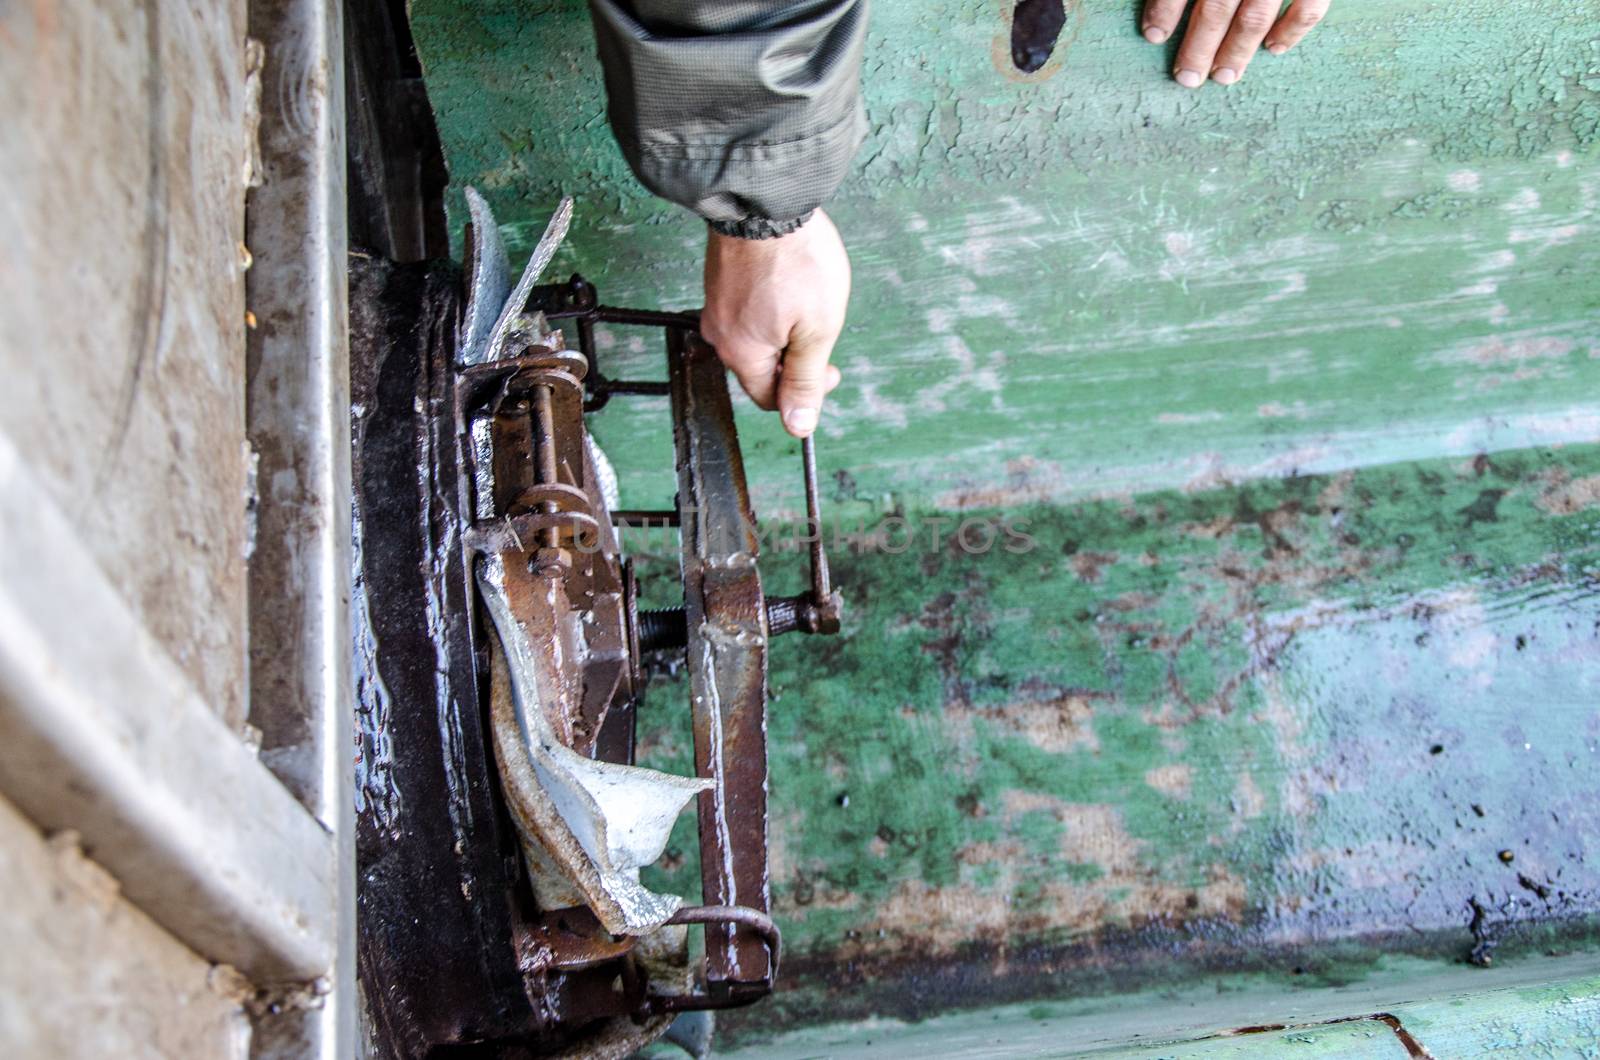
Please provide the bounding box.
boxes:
[1069,550,1118,583]
[1372,1014,1436,1059]
[1537,469,1600,514]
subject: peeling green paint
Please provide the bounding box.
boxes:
[635,445,1598,932]
[1393,973,1600,1057]
[617,443,1600,1034]
[688,955,1600,1057]
[413,0,1600,514]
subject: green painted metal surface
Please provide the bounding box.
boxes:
[698,954,1600,1057]
[413,0,1600,511]
[621,443,1600,1033]
[1389,973,1600,1057]
[409,0,1600,1048]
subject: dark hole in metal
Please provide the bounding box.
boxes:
[1010,0,1067,73]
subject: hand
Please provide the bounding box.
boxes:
[701,210,849,439]
[1142,0,1331,87]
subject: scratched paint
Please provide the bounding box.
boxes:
[407,0,1600,1044]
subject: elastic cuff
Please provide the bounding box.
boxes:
[707,210,814,240]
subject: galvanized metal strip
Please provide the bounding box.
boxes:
[479,195,573,365]
[668,328,774,989]
[245,0,353,1049]
[460,186,510,366]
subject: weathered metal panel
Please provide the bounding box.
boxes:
[624,443,1600,1035]
[349,256,548,1053]
[714,953,1600,1058]
[1384,971,1600,1057]
[1,0,349,1050]
[243,0,356,1049]
[0,430,337,983]
[246,0,354,835]
[670,329,775,990]
[0,0,252,726]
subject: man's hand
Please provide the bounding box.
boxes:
[1142,0,1331,87]
[701,210,849,439]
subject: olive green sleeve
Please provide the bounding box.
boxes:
[588,0,868,239]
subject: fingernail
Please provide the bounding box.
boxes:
[1267,42,1287,55]
[784,407,818,435]
[1212,67,1238,85]
[1175,68,1204,89]
[1143,25,1168,44]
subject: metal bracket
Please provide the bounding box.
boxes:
[530,274,844,643]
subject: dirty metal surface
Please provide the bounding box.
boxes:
[408,0,1600,1044]
[344,0,451,264]
[0,793,251,1058]
[353,253,696,1056]
[1,0,251,726]
[351,256,545,1051]
[246,50,353,1060]
[0,423,338,985]
[712,952,1600,1058]
[355,249,814,1052]
[0,0,344,1009]
[669,327,775,995]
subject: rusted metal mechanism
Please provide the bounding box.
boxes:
[400,195,845,1055]
[525,273,844,643]
[349,189,842,1056]
[350,194,841,1055]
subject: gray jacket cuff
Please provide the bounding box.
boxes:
[708,210,814,241]
[591,0,868,233]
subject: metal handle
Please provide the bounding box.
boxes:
[764,434,842,636]
[645,905,783,1014]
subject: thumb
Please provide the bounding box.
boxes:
[777,326,836,439]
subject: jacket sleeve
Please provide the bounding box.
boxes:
[588,0,868,239]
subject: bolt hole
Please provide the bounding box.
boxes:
[1011,0,1067,73]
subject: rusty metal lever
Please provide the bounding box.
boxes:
[765,434,843,636]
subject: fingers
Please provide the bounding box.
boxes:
[775,324,838,439]
[703,319,781,410]
[700,209,851,436]
[1209,0,1280,83]
[1153,0,1327,86]
[1141,0,1188,44]
[1172,0,1241,87]
[703,333,843,428]
[1264,0,1330,54]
